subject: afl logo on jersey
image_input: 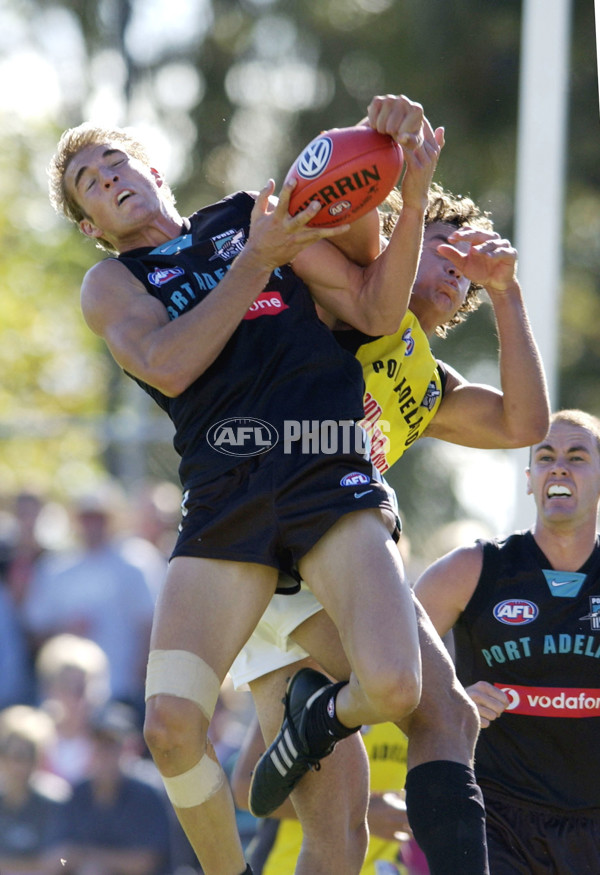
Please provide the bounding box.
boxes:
[297,136,333,179]
[402,327,415,356]
[148,266,185,287]
[340,472,371,487]
[493,599,539,625]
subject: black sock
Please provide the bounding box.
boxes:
[304,681,360,755]
[405,760,490,875]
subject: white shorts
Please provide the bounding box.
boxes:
[228,581,324,689]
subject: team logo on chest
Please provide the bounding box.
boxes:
[209,228,246,262]
[421,379,441,412]
[580,596,600,631]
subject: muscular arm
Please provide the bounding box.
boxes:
[424,228,549,448]
[412,543,484,638]
[415,544,510,728]
[81,183,352,397]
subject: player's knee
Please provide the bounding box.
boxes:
[455,684,481,744]
[144,694,202,759]
[439,680,480,742]
[365,665,421,722]
[406,679,480,751]
[143,648,220,759]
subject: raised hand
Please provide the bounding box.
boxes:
[401,115,445,211]
[438,227,519,293]
[247,179,351,271]
[366,93,425,151]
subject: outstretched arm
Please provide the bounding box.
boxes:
[425,227,550,448]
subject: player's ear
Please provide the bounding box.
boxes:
[151,167,163,188]
[525,467,533,495]
[79,218,104,240]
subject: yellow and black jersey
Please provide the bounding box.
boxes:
[337,311,445,473]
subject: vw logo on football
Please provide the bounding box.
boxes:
[297,136,333,179]
[207,417,279,457]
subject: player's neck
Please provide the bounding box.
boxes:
[532,519,597,572]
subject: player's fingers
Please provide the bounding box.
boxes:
[369,94,424,147]
[275,177,297,213]
[287,198,322,227]
[448,227,500,245]
[470,682,510,710]
[252,179,276,213]
[421,115,437,145]
[437,242,470,262]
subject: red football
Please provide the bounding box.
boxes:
[285,125,404,228]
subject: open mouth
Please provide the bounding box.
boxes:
[547,484,572,498]
[117,189,134,206]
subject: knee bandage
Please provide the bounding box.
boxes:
[162,754,225,808]
[145,649,221,721]
[146,649,225,807]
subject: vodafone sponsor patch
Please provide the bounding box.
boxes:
[244,291,289,320]
[496,683,600,717]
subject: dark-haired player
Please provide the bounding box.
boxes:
[231,183,549,875]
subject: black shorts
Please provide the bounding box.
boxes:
[483,784,600,874]
[171,431,398,593]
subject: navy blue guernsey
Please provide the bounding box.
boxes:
[116,191,365,488]
[454,531,600,810]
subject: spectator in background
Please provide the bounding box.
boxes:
[0,491,47,608]
[0,581,34,708]
[36,634,110,785]
[118,480,181,602]
[22,487,155,714]
[0,704,70,875]
[49,700,171,875]
[0,490,56,705]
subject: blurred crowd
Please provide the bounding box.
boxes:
[0,481,257,875]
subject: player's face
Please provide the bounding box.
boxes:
[64,142,163,244]
[409,222,470,332]
[527,421,600,526]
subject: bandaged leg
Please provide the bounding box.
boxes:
[145,648,250,874]
[145,649,226,807]
[146,648,221,720]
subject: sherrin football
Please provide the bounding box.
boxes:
[285,125,404,228]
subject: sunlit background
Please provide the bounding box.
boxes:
[0,0,598,569]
